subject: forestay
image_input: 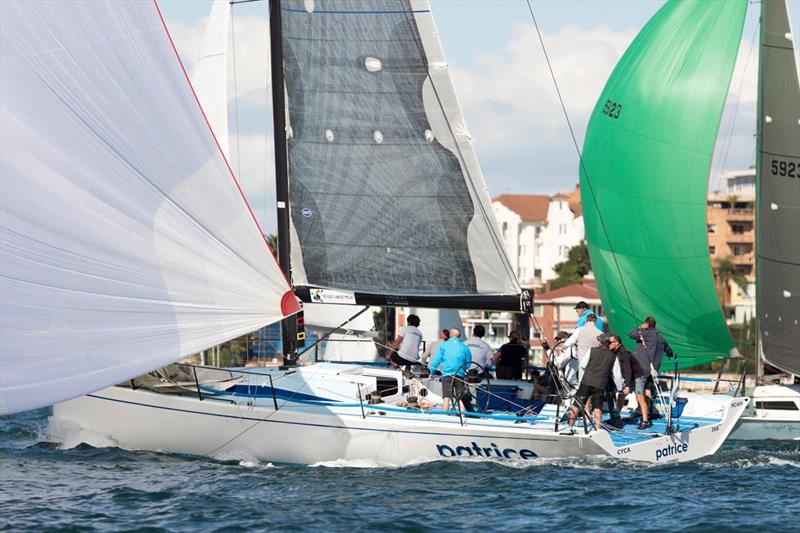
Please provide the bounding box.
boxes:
[757,0,800,375]
[580,0,747,368]
[279,0,522,309]
[0,0,299,415]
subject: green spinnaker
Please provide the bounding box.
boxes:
[580,0,747,369]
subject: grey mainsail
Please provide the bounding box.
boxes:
[279,0,523,310]
[757,0,800,374]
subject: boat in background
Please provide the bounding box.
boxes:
[725,0,799,441]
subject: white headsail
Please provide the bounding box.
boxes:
[0,0,299,415]
[192,0,232,159]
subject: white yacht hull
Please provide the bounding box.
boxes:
[729,384,800,441]
[51,367,748,465]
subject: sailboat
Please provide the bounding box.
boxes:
[2,0,744,464]
[728,0,800,440]
[579,0,798,439]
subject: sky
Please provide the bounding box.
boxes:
[159,0,800,233]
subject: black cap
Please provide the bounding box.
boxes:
[574,301,589,310]
[597,333,610,345]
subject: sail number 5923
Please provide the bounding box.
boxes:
[770,158,798,178]
[602,99,622,119]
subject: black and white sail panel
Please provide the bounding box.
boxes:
[281,0,521,307]
[0,1,299,414]
[758,0,800,375]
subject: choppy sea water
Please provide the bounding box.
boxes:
[1,408,799,532]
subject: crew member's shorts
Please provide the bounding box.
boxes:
[441,375,466,401]
[575,383,604,407]
[389,352,418,368]
[634,375,652,395]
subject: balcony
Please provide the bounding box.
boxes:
[727,232,754,244]
[727,208,754,220]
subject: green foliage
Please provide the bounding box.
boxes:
[712,256,748,312]
[550,242,591,290]
[265,233,278,260]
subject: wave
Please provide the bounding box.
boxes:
[45,415,119,450]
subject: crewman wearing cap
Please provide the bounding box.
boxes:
[574,301,604,331]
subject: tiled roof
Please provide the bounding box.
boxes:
[493,194,550,222]
[536,283,599,301]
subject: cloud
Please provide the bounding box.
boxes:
[449,22,638,195]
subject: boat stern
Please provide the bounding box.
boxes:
[589,396,749,463]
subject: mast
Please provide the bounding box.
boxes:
[754,0,764,385]
[269,0,298,365]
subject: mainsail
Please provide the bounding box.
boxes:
[580,0,747,368]
[757,0,800,375]
[279,0,524,311]
[0,0,299,415]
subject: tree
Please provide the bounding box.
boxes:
[550,242,591,290]
[712,256,748,311]
[265,233,278,260]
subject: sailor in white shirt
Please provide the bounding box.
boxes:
[465,325,493,377]
[553,330,579,390]
[562,313,603,381]
[388,314,423,368]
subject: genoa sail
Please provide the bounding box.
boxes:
[579,0,747,368]
[757,0,800,375]
[192,0,232,160]
[279,0,524,311]
[0,0,299,415]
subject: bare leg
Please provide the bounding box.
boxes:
[593,408,603,429]
[636,394,649,422]
[443,397,451,411]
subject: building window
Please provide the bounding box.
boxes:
[534,269,542,279]
[559,245,568,258]
[731,244,752,256]
[502,222,508,240]
[532,304,543,317]
[558,224,567,235]
[535,226,542,238]
[709,245,716,255]
[707,224,717,233]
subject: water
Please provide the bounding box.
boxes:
[1,409,798,532]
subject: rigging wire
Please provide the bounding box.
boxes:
[524,0,640,324]
[714,20,759,193]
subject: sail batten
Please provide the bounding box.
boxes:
[756,0,800,375]
[280,0,521,304]
[0,0,297,415]
[580,0,748,368]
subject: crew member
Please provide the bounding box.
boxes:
[628,316,672,429]
[574,301,604,330]
[387,314,422,370]
[465,325,493,378]
[564,334,623,433]
[429,328,472,412]
[493,330,527,380]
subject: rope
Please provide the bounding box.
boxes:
[524,0,639,324]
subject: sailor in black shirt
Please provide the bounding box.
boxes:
[493,330,527,380]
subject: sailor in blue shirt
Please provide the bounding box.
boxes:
[429,328,472,412]
[574,301,604,330]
